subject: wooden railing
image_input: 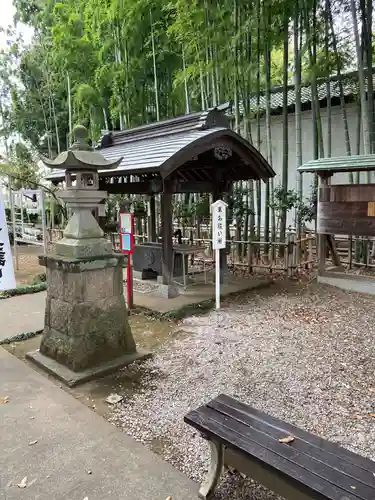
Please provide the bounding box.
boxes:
[48,228,316,276]
[332,235,375,269]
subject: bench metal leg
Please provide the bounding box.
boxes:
[198,440,224,500]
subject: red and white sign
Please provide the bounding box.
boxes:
[119,211,134,308]
[119,212,134,255]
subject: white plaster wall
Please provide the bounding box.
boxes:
[250,102,364,227]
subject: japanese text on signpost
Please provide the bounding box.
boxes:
[212,201,227,250]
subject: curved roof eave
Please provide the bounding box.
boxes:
[160,128,275,181]
[41,150,122,170]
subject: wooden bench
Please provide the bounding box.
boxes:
[184,394,375,500]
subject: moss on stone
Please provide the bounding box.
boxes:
[40,299,136,372]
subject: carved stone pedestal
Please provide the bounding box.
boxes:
[27,254,148,386]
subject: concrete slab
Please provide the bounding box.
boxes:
[318,270,375,295]
[0,347,197,500]
[0,292,46,341]
[134,276,271,314]
[27,348,151,387]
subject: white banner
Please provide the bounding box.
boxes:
[0,191,16,291]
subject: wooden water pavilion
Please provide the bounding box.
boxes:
[48,105,275,298]
[298,155,375,295]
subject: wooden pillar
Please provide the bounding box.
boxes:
[317,173,330,274]
[148,194,157,242]
[161,181,173,285]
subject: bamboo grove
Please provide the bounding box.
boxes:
[0,0,374,246]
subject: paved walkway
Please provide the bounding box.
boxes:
[0,292,46,341]
[0,347,196,500]
[0,275,270,340]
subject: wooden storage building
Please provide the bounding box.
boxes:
[298,155,375,294]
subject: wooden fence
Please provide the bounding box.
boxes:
[47,228,315,276]
[328,235,375,270]
[46,227,375,275]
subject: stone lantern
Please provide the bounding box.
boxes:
[27,125,147,386]
[50,124,115,259]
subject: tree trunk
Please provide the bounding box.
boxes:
[150,10,160,121]
[328,0,352,168]
[351,0,370,162]
[255,0,262,250]
[67,72,73,146]
[324,0,332,158]
[263,12,272,258]
[280,14,289,255]
[294,4,303,236]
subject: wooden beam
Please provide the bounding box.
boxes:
[148,195,157,242]
[101,179,214,194]
[192,168,206,181]
[317,174,330,274]
[177,171,189,182]
[176,181,214,193]
[100,180,162,194]
[327,235,341,267]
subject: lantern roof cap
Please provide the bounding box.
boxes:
[40,125,123,171]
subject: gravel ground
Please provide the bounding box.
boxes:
[132,278,159,294]
[108,280,375,499]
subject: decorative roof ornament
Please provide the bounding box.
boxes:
[214,145,232,161]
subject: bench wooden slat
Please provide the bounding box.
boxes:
[185,407,363,500]
[216,394,375,474]
[208,398,375,490]
[196,405,374,500]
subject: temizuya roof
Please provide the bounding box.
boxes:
[46,105,275,183]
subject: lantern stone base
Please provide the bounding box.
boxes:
[154,283,179,299]
[26,349,149,387]
[27,254,149,386]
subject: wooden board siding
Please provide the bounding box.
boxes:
[319,184,375,202]
[318,185,375,236]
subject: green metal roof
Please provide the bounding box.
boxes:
[297,155,375,174]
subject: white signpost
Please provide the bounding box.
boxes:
[0,191,16,291]
[211,199,227,310]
